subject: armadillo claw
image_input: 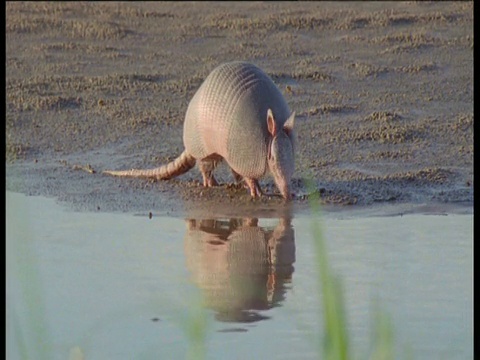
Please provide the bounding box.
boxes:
[245,178,263,198]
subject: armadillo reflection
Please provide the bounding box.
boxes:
[104,62,296,199]
[184,217,295,323]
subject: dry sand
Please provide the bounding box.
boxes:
[6,1,473,216]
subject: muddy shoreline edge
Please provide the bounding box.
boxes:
[6,2,473,217]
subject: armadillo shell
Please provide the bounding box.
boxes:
[183,61,291,179]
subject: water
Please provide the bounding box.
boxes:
[6,191,472,359]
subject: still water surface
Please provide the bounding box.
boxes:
[6,192,472,359]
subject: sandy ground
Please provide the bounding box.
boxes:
[5,1,473,216]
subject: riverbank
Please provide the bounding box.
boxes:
[6,2,473,216]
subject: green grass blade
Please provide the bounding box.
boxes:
[305,178,350,360]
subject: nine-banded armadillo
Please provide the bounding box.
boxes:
[103,61,296,199]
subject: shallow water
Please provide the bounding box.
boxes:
[6,191,472,360]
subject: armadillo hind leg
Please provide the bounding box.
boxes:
[244,178,263,198]
[198,158,220,187]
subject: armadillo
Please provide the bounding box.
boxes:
[103,61,296,199]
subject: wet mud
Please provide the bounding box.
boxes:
[6,2,473,215]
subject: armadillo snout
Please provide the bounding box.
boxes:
[277,180,292,200]
[268,133,294,200]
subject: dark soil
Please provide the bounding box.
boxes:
[6,2,473,216]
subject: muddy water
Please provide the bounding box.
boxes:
[6,191,472,359]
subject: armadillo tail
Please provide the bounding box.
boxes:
[103,150,196,180]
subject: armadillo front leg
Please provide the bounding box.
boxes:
[198,159,219,187]
[244,178,263,198]
[231,169,243,184]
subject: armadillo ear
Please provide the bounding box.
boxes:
[283,111,295,136]
[267,109,277,136]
